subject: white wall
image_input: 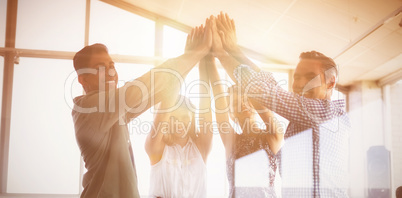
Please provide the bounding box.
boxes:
[348,81,386,197]
[348,80,402,198]
[390,81,402,198]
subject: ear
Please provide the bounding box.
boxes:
[326,76,336,89]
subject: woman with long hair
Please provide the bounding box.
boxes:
[145,24,213,198]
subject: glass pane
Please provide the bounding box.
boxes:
[89,1,155,56]
[0,0,6,47]
[15,0,85,51]
[163,25,187,58]
[8,58,82,194]
[235,150,270,190]
[281,129,314,195]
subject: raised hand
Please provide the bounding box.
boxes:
[216,12,260,71]
[185,19,212,56]
[216,12,238,54]
[210,16,225,56]
[203,17,213,51]
[185,25,202,52]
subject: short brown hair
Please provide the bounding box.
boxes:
[73,43,108,72]
[299,50,338,83]
[300,51,337,75]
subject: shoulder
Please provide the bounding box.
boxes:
[72,91,101,115]
[73,91,99,106]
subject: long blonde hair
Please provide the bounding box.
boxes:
[162,95,198,146]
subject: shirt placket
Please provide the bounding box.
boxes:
[312,127,320,197]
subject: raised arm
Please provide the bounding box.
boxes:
[209,16,241,82]
[250,99,283,154]
[144,23,212,165]
[196,53,214,162]
[75,19,212,132]
[144,91,179,165]
[207,65,236,158]
[216,12,260,72]
[123,18,213,119]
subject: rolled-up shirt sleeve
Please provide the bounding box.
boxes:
[233,64,346,128]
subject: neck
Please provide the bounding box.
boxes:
[83,85,98,94]
[325,89,333,100]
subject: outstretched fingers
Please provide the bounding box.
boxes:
[185,28,195,52]
[231,19,236,32]
[203,17,213,50]
[215,12,238,53]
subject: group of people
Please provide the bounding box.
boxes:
[72,12,349,198]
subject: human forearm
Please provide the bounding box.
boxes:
[197,57,214,159]
[228,46,260,72]
[208,65,228,113]
[199,54,213,111]
[165,46,210,76]
[215,52,241,82]
[145,95,178,156]
[251,100,283,154]
[266,133,283,155]
[198,55,213,141]
[266,118,284,155]
[122,27,211,110]
[207,60,234,150]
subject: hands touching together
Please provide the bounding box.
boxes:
[186,12,241,64]
[187,13,282,155]
[185,20,211,55]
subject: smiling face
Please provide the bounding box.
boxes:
[292,59,327,99]
[79,52,119,92]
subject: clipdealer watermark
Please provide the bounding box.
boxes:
[127,116,288,137]
[64,65,345,134]
[64,67,275,116]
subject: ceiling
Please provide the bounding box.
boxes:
[110,0,402,86]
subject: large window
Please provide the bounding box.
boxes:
[15,0,85,51]
[162,25,187,58]
[8,58,82,194]
[89,0,155,56]
[0,0,6,47]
